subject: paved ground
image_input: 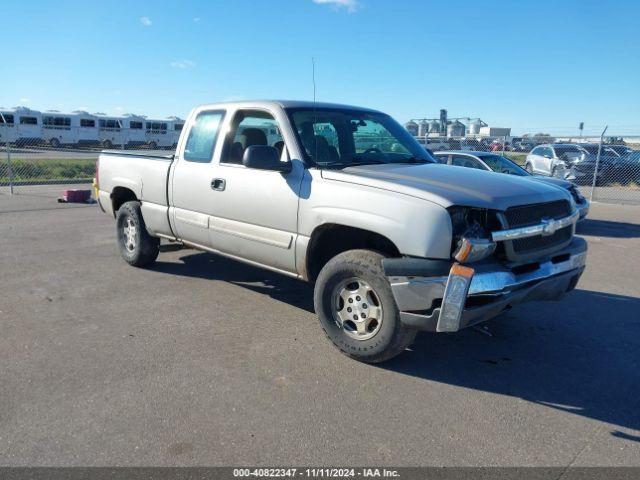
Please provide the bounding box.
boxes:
[0,186,639,466]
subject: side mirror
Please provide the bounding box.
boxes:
[242,145,291,173]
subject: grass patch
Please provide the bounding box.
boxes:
[503,152,527,166]
[1,158,95,183]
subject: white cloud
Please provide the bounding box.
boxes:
[140,16,152,27]
[312,0,360,13]
[20,97,30,103]
[193,17,201,22]
[170,59,196,69]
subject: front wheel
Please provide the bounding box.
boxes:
[116,201,160,267]
[314,249,416,363]
[525,162,533,173]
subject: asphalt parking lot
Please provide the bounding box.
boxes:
[1,185,639,467]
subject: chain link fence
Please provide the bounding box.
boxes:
[1,117,178,196]
[2,113,639,205]
[409,133,640,205]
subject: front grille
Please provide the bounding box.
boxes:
[500,200,573,261]
[504,200,571,228]
[512,225,572,253]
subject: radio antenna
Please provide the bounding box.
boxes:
[312,57,318,163]
[312,57,317,103]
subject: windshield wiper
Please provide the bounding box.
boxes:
[349,159,387,166]
[317,159,387,170]
[393,156,432,164]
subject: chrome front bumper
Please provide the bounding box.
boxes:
[385,237,587,333]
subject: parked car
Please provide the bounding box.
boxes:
[609,150,640,184]
[525,143,613,184]
[96,100,587,363]
[605,144,634,157]
[490,140,508,152]
[510,142,532,152]
[433,151,589,219]
[577,143,623,159]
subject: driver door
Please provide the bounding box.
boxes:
[206,108,305,273]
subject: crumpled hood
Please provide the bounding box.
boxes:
[322,163,572,211]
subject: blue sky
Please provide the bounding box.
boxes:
[2,0,638,135]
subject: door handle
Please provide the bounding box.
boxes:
[211,178,226,191]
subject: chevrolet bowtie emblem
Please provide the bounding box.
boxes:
[540,218,559,236]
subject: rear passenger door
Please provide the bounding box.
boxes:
[529,146,545,173]
[171,109,227,246]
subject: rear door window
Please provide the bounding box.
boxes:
[183,110,225,163]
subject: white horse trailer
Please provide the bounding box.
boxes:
[96,114,125,149]
[168,116,184,148]
[0,107,42,145]
[42,110,99,147]
[145,119,173,149]
[121,114,146,147]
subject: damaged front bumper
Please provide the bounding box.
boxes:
[383,237,587,333]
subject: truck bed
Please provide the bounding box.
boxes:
[98,150,174,207]
[97,150,175,238]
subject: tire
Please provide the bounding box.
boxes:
[50,138,60,149]
[525,162,533,173]
[103,140,113,149]
[115,201,160,267]
[314,249,416,363]
[148,141,157,150]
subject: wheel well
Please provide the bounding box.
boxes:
[306,224,400,281]
[111,187,138,215]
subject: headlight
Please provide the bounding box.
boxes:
[448,207,496,263]
[568,184,585,204]
[453,237,496,263]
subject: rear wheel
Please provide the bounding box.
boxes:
[314,249,416,363]
[148,141,157,150]
[103,140,113,149]
[116,201,160,267]
[49,138,61,148]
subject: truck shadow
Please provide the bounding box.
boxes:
[381,289,640,440]
[576,219,640,238]
[151,250,315,312]
[151,251,640,439]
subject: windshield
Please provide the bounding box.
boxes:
[608,145,633,156]
[477,154,529,176]
[287,108,436,168]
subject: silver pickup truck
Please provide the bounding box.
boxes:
[96,100,587,363]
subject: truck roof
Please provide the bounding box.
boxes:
[195,99,383,113]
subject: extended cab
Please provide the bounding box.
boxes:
[96,101,587,363]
